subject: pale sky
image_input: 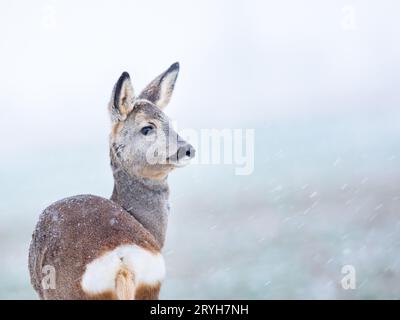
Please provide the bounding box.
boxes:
[0,0,399,149]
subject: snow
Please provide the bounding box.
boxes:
[1,0,400,300]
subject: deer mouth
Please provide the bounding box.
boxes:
[173,157,192,167]
[166,155,192,168]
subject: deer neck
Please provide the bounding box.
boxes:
[110,159,170,248]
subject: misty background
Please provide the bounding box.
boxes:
[0,0,399,299]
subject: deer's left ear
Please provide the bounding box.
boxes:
[139,62,179,109]
[109,72,135,123]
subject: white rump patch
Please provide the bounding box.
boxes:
[81,245,165,295]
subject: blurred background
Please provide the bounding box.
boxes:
[0,0,399,299]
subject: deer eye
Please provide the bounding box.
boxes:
[140,126,154,136]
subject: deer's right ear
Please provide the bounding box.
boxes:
[109,72,135,123]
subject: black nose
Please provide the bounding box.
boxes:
[177,144,195,160]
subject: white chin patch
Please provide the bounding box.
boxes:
[175,156,192,167]
[81,244,165,295]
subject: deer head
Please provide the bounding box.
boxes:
[108,63,195,180]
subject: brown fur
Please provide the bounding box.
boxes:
[134,282,161,300]
[86,290,118,300]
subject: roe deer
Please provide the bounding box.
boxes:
[28,62,195,300]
